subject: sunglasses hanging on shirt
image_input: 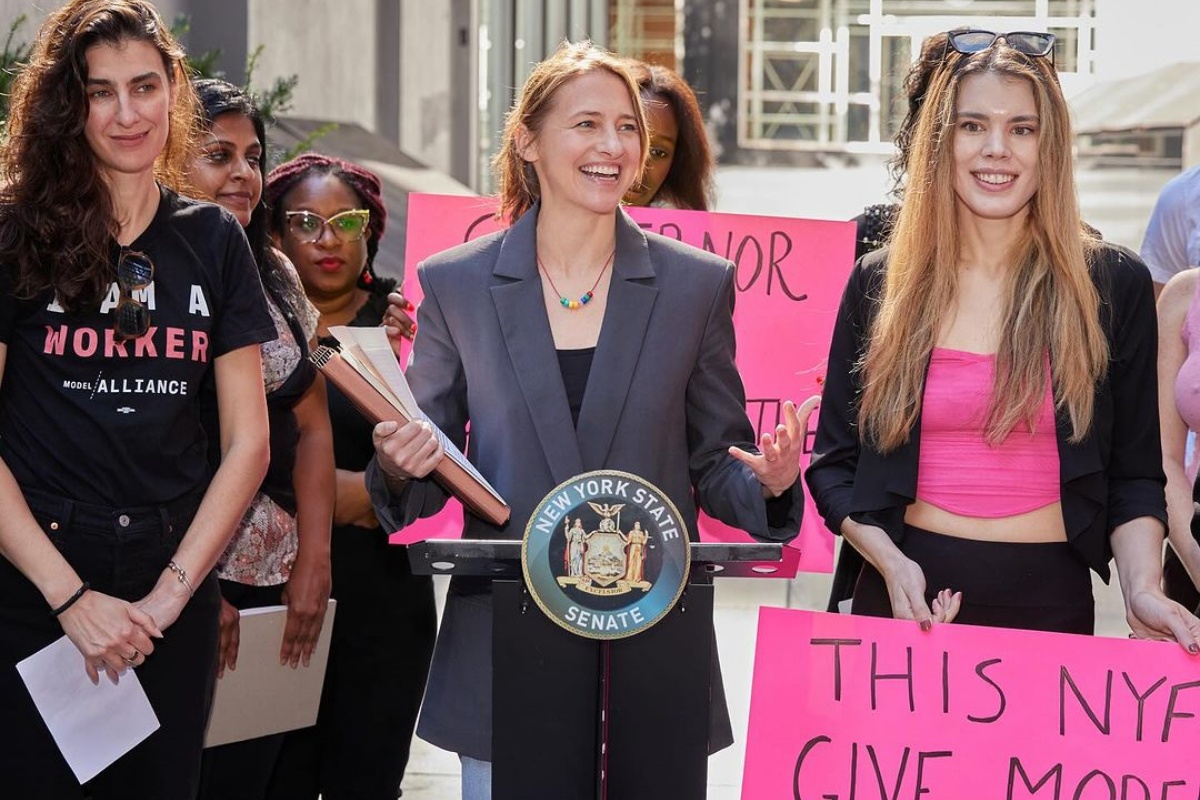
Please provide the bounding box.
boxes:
[113,249,154,341]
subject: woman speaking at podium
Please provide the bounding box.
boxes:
[369,41,815,800]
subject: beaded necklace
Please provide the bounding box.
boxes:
[537,250,615,310]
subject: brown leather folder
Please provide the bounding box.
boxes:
[310,344,511,526]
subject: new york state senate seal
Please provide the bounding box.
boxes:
[522,470,691,640]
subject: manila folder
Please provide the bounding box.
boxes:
[204,599,336,748]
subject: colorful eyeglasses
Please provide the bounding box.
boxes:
[113,249,154,341]
[284,209,371,244]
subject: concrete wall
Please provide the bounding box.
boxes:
[0,2,39,56]
[247,0,380,133]
[241,0,461,177]
[1095,0,1200,83]
[0,0,470,182]
[180,0,246,84]
[399,0,454,175]
[0,0,189,47]
[0,0,27,26]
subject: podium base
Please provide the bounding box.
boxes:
[492,579,714,800]
[409,541,776,800]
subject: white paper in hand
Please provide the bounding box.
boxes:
[16,635,159,783]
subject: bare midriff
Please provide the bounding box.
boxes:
[904,498,1067,543]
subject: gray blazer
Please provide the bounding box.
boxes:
[368,204,802,759]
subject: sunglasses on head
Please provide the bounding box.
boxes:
[946,29,1056,63]
[113,249,154,341]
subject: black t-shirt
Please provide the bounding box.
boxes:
[0,186,275,506]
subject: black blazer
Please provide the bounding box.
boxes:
[369,204,802,758]
[806,242,1166,594]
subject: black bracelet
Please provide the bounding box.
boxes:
[50,582,90,618]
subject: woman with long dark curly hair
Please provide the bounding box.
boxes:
[0,2,274,797]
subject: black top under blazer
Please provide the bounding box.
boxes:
[806,242,1167,586]
[368,204,802,759]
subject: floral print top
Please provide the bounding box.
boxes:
[217,254,319,586]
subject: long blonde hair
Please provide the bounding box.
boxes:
[858,43,1107,453]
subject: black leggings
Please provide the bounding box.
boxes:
[852,524,1095,635]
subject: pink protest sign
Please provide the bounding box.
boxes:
[744,607,1200,799]
[392,193,856,574]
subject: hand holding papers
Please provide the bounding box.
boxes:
[310,326,510,526]
[17,636,159,783]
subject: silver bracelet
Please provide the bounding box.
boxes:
[166,560,195,596]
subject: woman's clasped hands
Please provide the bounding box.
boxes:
[58,588,162,684]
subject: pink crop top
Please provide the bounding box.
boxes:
[916,347,1060,517]
[1175,275,1200,432]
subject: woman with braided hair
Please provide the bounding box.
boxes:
[263,153,436,800]
[849,33,947,262]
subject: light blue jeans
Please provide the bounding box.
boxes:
[460,755,492,800]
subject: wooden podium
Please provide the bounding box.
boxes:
[408,539,784,800]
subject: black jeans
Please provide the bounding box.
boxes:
[0,486,219,800]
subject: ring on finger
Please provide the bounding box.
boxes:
[123,648,141,665]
